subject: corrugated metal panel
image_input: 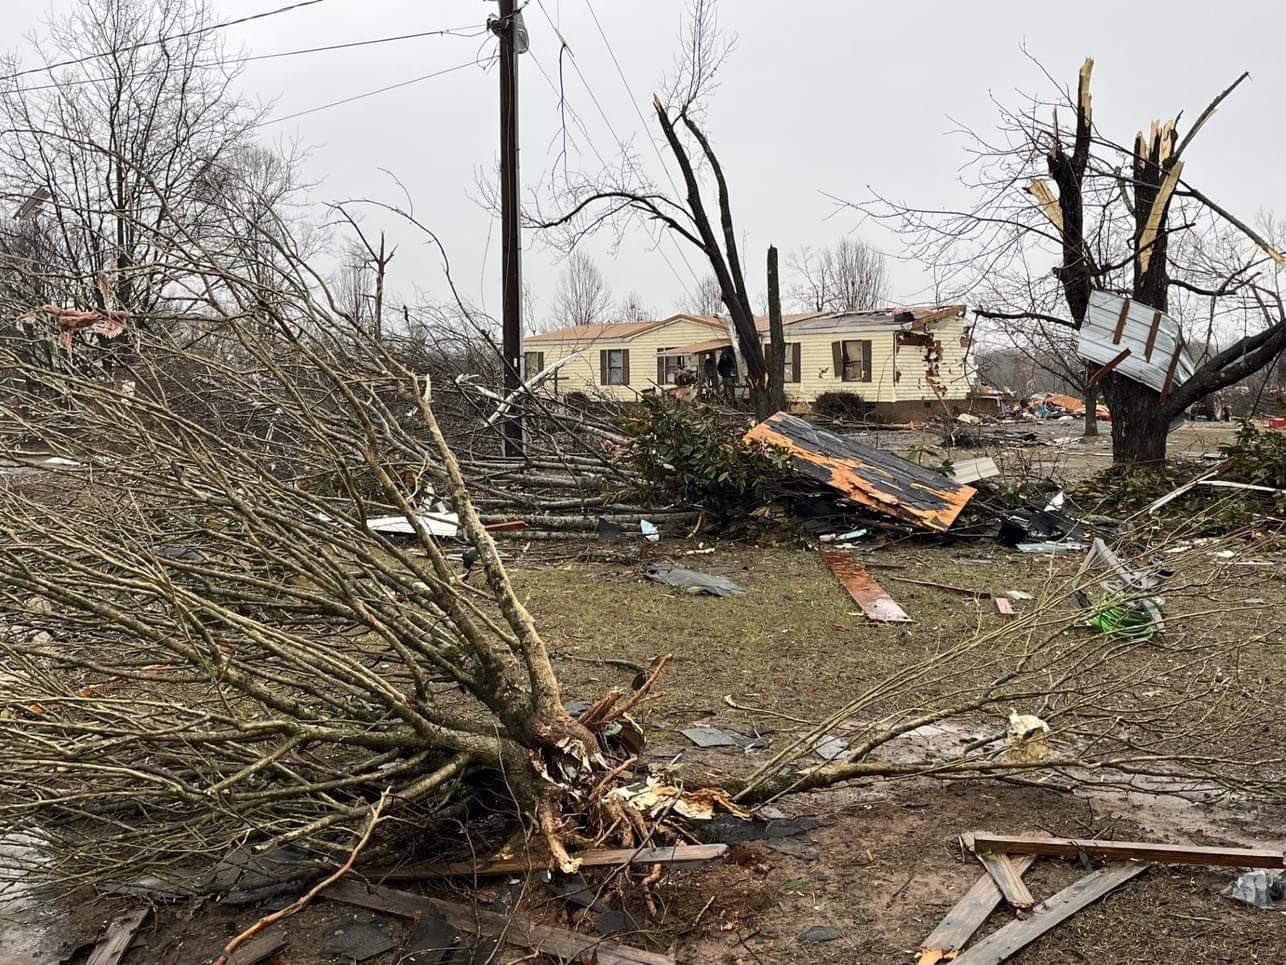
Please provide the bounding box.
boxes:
[743,413,975,531]
[1079,291,1195,395]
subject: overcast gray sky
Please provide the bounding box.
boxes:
[8,0,1285,327]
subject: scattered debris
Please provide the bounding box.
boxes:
[643,563,744,597]
[1004,711,1051,764]
[1199,479,1286,496]
[1222,870,1286,910]
[375,843,731,880]
[640,519,660,541]
[809,733,850,761]
[1076,538,1166,636]
[916,856,1036,965]
[798,925,843,944]
[818,527,867,543]
[965,833,1286,869]
[223,927,287,965]
[365,511,459,539]
[889,575,988,598]
[85,908,147,965]
[952,863,1149,964]
[744,412,976,531]
[321,917,395,962]
[680,724,763,749]
[1144,463,1229,514]
[1004,589,1034,601]
[947,456,1000,484]
[1015,540,1090,555]
[974,850,1036,912]
[608,778,750,822]
[820,548,911,623]
[325,878,674,965]
[994,597,1015,618]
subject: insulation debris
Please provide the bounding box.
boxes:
[643,563,744,597]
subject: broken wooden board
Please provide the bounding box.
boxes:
[974,851,1035,912]
[1079,291,1195,398]
[86,908,148,965]
[968,832,1286,869]
[917,855,1036,965]
[325,878,673,965]
[226,927,288,965]
[952,863,1148,964]
[994,597,1015,619]
[375,843,728,880]
[744,412,975,532]
[820,548,911,622]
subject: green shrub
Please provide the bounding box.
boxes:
[620,396,790,519]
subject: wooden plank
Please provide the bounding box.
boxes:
[1088,347,1130,385]
[86,908,148,965]
[974,851,1035,911]
[968,832,1285,869]
[994,597,1015,619]
[1159,338,1185,403]
[376,843,728,880]
[1143,308,1163,362]
[821,548,912,622]
[1111,296,1132,344]
[227,927,288,965]
[917,855,1036,964]
[953,863,1148,964]
[324,878,674,965]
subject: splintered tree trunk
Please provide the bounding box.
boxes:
[1101,375,1168,464]
[1082,364,1099,437]
[767,245,786,414]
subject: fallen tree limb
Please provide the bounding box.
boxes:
[372,843,728,880]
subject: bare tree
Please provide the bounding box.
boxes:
[533,0,781,419]
[687,273,724,315]
[547,250,612,330]
[854,57,1286,464]
[0,0,263,321]
[617,289,653,321]
[789,238,887,313]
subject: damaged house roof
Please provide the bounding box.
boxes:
[744,412,976,532]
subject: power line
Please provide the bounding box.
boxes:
[530,0,703,301]
[258,58,486,127]
[5,24,491,96]
[0,0,328,83]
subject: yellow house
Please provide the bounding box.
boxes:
[523,305,976,418]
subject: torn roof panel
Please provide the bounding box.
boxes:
[744,412,975,532]
[1080,291,1196,396]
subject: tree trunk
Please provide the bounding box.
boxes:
[1082,363,1099,437]
[749,385,772,421]
[1101,375,1168,464]
[767,245,786,414]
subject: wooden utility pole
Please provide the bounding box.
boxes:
[495,0,523,455]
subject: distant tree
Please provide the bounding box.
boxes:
[618,290,653,321]
[689,274,724,315]
[788,238,887,313]
[548,251,612,330]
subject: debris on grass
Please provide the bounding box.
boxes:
[643,563,744,597]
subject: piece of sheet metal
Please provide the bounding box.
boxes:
[820,548,911,622]
[1079,291,1196,396]
[745,413,975,532]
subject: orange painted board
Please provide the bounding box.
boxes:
[745,413,975,532]
[821,548,912,622]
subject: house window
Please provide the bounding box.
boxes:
[658,353,689,385]
[600,348,629,386]
[523,351,545,376]
[763,342,802,383]
[833,339,872,382]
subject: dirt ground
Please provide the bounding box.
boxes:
[21,420,1286,964]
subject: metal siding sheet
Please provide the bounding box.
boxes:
[1080,291,1196,394]
[743,413,975,531]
